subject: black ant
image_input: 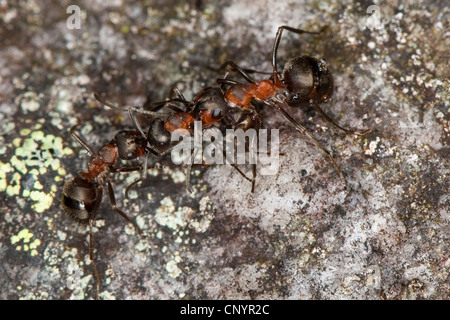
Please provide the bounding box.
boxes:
[61,125,146,299]
[213,25,370,186]
[94,86,259,193]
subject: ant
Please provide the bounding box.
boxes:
[61,125,147,299]
[94,86,260,193]
[213,25,370,186]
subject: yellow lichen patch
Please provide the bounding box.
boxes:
[46,158,61,171]
[20,128,31,136]
[30,130,45,141]
[30,238,41,249]
[12,137,22,147]
[5,129,70,214]
[10,155,27,175]
[11,228,34,245]
[33,180,44,190]
[63,147,73,155]
[57,167,66,176]
[6,172,21,196]
[29,168,40,176]
[11,229,42,257]
[0,161,13,192]
[30,239,42,256]
[30,190,54,213]
[6,184,21,196]
[15,137,39,157]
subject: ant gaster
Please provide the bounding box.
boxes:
[61,125,145,299]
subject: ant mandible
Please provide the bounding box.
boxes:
[61,125,146,299]
[215,25,370,186]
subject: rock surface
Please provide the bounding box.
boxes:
[0,0,448,299]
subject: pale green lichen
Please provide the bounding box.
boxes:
[4,126,74,215]
[34,180,44,190]
[12,137,22,147]
[20,96,40,113]
[30,190,54,213]
[6,172,21,196]
[166,259,182,278]
[29,239,41,257]
[19,128,31,136]
[188,196,214,233]
[154,196,195,231]
[10,155,28,175]
[11,228,34,245]
[0,161,13,192]
[10,228,41,256]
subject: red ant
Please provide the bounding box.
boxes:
[94,86,259,193]
[61,125,146,299]
[214,26,370,186]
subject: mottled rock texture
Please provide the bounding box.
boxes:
[0,0,448,299]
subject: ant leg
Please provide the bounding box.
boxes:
[128,108,148,139]
[250,165,256,193]
[125,155,150,200]
[110,162,148,200]
[211,61,258,83]
[94,93,172,117]
[272,25,326,83]
[150,100,189,112]
[252,107,262,193]
[126,101,180,141]
[70,125,96,156]
[270,101,347,188]
[184,145,202,193]
[312,102,370,136]
[105,177,143,234]
[224,113,259,192]
[216,78,240,92]
[167,86,188,102]
[88,219,101,300]
[184,140,254,193]
[148,86,191,112]
[207,62,271,78]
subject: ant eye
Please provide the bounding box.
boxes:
[212,109,222,119]
[292,94,299,100]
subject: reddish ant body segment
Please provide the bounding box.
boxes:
[94,86,259,193]
[216,26,370,186]
[61,24,373,299]
[61,125,146,299]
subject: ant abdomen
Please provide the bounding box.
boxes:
[283,56,333,104]
[62,176,100,224]
[147,118,172,153]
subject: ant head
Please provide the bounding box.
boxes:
[194,87,229,124]
[147,118,172,153]
[61,176,101,224]
[282,56,333,104]
[113,130,147,160]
